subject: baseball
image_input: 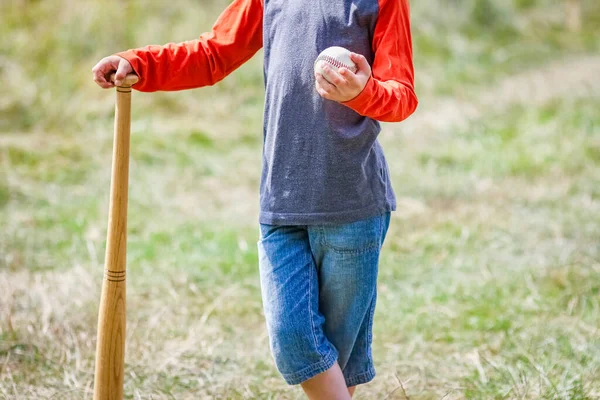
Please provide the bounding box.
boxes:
[314,46,358,79]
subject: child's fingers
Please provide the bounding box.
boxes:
[315,73,337,94]
[321,65,346,87]
[350,52,371,74]
[92,57,119,89]
[339,68,360,88]
[316,85,332,100]
[92,69,114,89]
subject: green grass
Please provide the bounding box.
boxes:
[416,101,599,179]
[2,92,599,397]
[1,0,600,398]
[371,96,600,398]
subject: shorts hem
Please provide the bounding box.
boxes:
[281,348,338,385]
[345,367,376,387]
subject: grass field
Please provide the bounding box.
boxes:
[1,0,600,398]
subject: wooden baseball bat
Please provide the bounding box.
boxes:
[93,73,138,400]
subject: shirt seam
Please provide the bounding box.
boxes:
[260,202,391,219]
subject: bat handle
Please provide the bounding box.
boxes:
[110,73,139,88]
[93,74,137,400]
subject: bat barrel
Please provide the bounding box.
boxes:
[94,74,137,400]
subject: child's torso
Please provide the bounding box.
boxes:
[259,0,396,225]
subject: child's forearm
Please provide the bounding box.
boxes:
[343,0,418,122]
[117,0,263,92]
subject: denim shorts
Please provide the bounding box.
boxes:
[257,212,391,387]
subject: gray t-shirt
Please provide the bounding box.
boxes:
[260,0,396,225]
[119,0,417,226]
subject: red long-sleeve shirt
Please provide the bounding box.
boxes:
[118,0,417,225]
[117,0,417,123]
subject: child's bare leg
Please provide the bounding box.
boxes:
[348,386,356,397]
[301,363,351,400]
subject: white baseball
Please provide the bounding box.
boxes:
[314,46,358,79]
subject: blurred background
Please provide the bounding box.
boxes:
[1,0,599,398]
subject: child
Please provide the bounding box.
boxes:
[92,0,417,398]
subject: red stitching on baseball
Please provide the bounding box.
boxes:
[315,55,357,72]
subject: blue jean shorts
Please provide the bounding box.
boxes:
[257,212,391,387]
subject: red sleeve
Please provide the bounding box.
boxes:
[342,0,418,123]
[115,0,263,92]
